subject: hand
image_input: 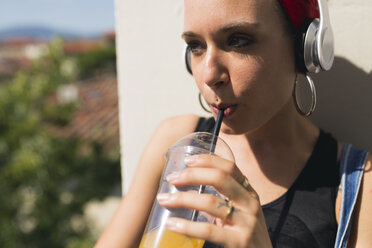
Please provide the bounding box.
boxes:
[157,154,273,248]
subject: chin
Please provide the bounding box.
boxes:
[221,123,244,135]
[221,118,260,136]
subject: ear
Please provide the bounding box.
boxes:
[294,18,315,74]
[185,46,193,75]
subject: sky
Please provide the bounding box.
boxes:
[0,0,115,35]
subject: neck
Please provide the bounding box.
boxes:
[222,99,318,150]
[220,99,319,194]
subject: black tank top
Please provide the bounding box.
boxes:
[195,117,340,248]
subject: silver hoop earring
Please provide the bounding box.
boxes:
[293,73,317,117]
[198,93,212,113]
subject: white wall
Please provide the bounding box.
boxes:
[115,0,205,194]
[116,0,372,194]
[329,0,372,73]
[309,0,372,151]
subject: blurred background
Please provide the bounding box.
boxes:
[0,0,120,247]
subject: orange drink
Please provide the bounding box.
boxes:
[139,228,205,248]
[139,133,233,248]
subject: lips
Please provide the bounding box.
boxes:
[211,103,238,117]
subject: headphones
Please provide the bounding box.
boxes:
[185,0,334,75]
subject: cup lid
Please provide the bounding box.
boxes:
[168,132,234,162]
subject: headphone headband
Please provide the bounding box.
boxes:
[316,0,334,71]
[279,0,334,73]
[278,0,319,30]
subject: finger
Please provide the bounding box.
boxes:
[185,154,253,195]
[167,167,259,206]
[184,154,246,184]
[157,191,244,225]
[165,217,241,247]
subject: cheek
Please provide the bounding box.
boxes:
[229,56,262,94]
[229,56,270,98]
[264,49,295,104]
[230,52,294,108]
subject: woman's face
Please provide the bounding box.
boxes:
[183,0,297,134]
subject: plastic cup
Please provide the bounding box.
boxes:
[139,132,234,248]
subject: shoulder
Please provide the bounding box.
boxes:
[149,114,201,150]
[136,113,201,172]
[155,113,201,139]
[132,114,201,187]
[126,113,201,199]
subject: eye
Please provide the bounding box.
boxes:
[228,35,254,48]
[186,41,204,54]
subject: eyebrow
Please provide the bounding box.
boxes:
[182,20,260,39]
[220,20,260,32]
[181,31,199,39]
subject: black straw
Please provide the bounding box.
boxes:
[191,109,224,221]
[210,108,224,151]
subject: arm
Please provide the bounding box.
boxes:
[347,154,372,247]
[94,114,200,248]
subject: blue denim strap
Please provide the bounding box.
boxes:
[334,144,368,248]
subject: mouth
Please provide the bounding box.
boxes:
[211,103,238,117]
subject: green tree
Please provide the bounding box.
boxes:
[76,41,116,79]
[0,38,121,248]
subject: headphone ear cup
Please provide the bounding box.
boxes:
[295,18,315,74]
[185,47,193,75]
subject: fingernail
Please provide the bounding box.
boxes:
[184,156,196,165]
[166,218,184,231]
[166,172,180,182]
[157,193,170,202]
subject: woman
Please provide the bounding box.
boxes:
[96,0,372,247]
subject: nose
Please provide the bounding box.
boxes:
[201,46,228,88]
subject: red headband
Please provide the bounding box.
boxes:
[278,0,319,29]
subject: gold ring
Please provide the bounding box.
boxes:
[222,200,234,221]
[241,176,249,190]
